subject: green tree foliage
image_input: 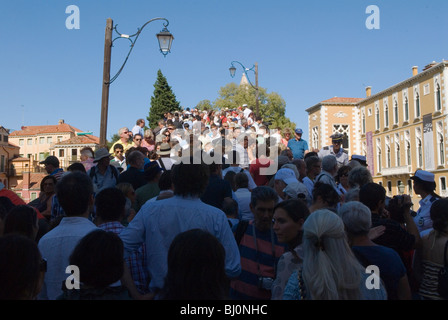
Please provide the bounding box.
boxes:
[108,133,120,150]
[148,69,181,128]
[195,99,215,111]
[213,83,295,131]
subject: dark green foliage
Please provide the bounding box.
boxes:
[148,70,181,128]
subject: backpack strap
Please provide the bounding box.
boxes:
[110,165,119,181]
[89,166,96,179]
[158,159,167,171]
[234,220,249,246]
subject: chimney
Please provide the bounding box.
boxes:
[22,171,31,202]
[22,171,30,189]
[58,119,65,125]
[412,66,418,76]
[366,86,372,97]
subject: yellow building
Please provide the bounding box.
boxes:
[9,119,99,169]
[360,61,448,198]
[307,61,448,199]
[0,126,20,188]
[306,97,363,156]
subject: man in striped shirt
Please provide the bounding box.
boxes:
[230,186,286,300]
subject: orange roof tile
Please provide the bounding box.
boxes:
[9,123,82,136]
[14,172,47,190]
[55,134,100,146]
[320,97,363,104]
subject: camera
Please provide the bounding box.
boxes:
[386,195,414,223]
[258,277,274,290]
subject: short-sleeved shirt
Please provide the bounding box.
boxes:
[414,195,439,234]
[318,146,349,168]
[109,140,134,154]
[287,138,308,160]
[249,158,274,186]
[87,165,119,194]
[352,245,407,300]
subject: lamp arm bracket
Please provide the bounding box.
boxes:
[107,18,169,85]
[230,61,256,89]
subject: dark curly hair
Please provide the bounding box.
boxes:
[430,198,448,234]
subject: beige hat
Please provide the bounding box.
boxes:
[157,143,171,156]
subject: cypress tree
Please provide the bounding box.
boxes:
[148,69,181,128]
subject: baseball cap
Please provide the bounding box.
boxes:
[283,181,309,200]
[274,168,298,185]
[351,155,367,166]
[410,170,435,183]
[40,156,59,167]
[295,128,303,135]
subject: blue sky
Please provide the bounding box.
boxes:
[1,0,448,141]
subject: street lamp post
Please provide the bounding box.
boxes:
[99,17,174,147]
[228,61,259,118]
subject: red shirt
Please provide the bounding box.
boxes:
[249,158,274,186]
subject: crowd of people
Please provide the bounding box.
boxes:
[0,104,447,301]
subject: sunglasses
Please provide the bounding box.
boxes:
[135,139,142,141]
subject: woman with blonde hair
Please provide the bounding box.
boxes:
[141,129,156,152]
[283,209,387,300]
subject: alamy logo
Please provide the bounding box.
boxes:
[66,5,80,30]
[365,265,381,290]
[65,265,80,289]
[365,5,380,30]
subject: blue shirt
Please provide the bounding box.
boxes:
[352,245,407,300]
[87,165,118,194]
[38,217,98,300]
[287,138,308,159]
[119,195,241,293]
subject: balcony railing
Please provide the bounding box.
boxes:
[381,165,413,176]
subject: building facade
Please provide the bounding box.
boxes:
[8,119,100,170]
[0,126,21,188]
[307,61,448,199]
[6,120,100,195]
[306,97,363,156]
[360,62,448,198]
